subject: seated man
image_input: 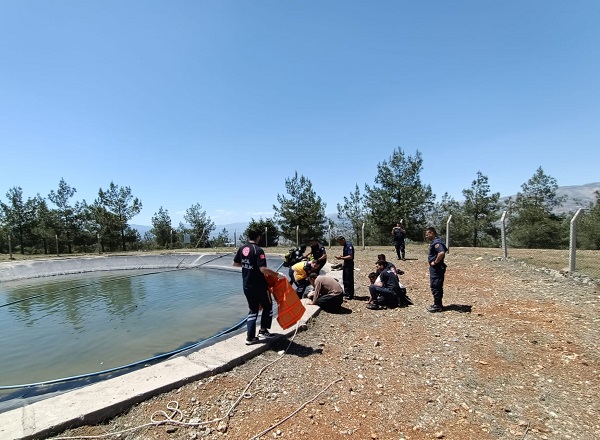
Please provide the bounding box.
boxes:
[305,238,328,271]
[290,260,318,298]
[306,272,344,311]
[368,260,410,309]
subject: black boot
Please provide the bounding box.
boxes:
[427,298,443,313]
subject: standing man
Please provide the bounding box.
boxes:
[233,229,283,345]
[305,237,328,271]
[392,221,407,261]
[335,236,354,300]
[425,227,448,313]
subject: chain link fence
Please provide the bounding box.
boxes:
[445,209,599,283]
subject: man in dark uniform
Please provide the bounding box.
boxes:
[233,229,284,344]
[367,260,410,309]
[305,237,328,271]
[425,227,447,313]
[335,236,354,299]
[392,221,407,260]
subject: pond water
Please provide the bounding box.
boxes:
[0,266,251,390]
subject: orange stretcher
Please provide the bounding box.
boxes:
[264,274,306,330]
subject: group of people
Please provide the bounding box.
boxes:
[366,253,412,310]
[233,226,447,345]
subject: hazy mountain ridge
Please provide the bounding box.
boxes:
[132,182,600,237]
[499,181,599,214]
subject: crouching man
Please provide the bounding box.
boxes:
[306,273,344,311]
[368,260,411,310]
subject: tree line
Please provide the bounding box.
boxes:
[2,147,599,255]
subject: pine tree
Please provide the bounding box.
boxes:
[460,171,501,247]
[151,207,172,248]
[183,203,215,248]
[508,167,567,248]
[364,148,434,244]
[246,218,279,247]
[97,181,142,251]
[337,184,367,244]
[273,172,327,245]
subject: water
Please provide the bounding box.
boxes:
[0,267,249,389]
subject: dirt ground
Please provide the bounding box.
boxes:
[50,246,599,440]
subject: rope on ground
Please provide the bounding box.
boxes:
[53,321,325,440]
[248,376,343,440]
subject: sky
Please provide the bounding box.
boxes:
[1,1,598,227]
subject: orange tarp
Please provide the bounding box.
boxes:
[265,274,306,330]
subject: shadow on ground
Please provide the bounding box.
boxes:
[444,304,472,313]
[271,340,324,358]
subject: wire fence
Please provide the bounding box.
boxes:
[2,210,599,283]
[443,209,599,283]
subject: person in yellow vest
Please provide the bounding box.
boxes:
[290,260,318,298]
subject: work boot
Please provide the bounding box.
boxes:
[427,303,443,313]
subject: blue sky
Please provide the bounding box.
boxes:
[1,1,598,227]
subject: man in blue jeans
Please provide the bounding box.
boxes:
[335,236,354,299]
[233,229,284,345]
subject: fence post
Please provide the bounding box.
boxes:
[362,222,365,250]
[97,233,101,254]
[446,215,452,253]
[8,234,12,259]
[569,208,584,274]
[296,225,299,247]
[500,211,508,260]
[328,225,331,249]
[55,234,60,256]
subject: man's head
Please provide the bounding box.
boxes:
[247,229,261,242]
[375,260,386,272]
[425,227,437,241]
[377,254,387,262]
[337,235,346,245]
[309,237,319,246]
[368,272,378,283]
[308,272,318,285]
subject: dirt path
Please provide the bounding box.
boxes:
[51,247,599,440]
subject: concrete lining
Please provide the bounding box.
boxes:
[0,254,326,440]
[0,253,233,282]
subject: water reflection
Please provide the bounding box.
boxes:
[0,267,247,388]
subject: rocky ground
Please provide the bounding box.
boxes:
[50,246,599,440]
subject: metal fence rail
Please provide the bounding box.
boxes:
[445,209,599,282]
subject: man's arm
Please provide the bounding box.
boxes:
[430,250,446,266]
[260,266,285,278]
[310,279,322,304]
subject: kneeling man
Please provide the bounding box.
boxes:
[306,273,344,311]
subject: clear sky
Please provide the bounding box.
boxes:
[1,1,598,227]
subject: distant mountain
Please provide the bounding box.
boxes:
[210,222,249,239]
[501,182,599,214]
[130,224,152,236]
[555,182,599,213]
